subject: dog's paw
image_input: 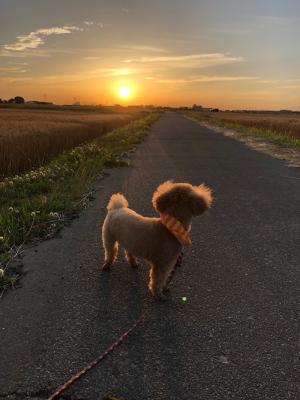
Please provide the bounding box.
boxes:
[102,263,111,271]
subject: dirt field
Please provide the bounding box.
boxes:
[0,108,138,177]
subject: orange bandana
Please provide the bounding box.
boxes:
[160,213,192,247]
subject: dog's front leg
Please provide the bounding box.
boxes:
[149,265,168,301]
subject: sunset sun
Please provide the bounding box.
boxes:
[118,86,131,99]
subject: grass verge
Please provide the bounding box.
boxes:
[0,112,161,294]
[184,111,300,148]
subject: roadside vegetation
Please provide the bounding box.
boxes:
[0,108,138,177]
[185,111,300,148]
[0,112,161,295]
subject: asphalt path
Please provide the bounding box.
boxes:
[0,112,299,400]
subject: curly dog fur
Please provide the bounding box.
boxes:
[102,181,212,300]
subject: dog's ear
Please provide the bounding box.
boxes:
[152,180,176,213]
[189,184,213,215]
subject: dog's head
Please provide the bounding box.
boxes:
[152,181,212,217]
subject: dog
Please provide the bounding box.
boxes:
[102,181,212,300]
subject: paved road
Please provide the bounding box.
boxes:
[1,112,299,400]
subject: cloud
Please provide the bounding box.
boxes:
[0,48,50,58]
[278,85,300,89]
[84,21,94,26]
[258,78,300,87]
[3,26,83,52]
[157,76,257,84]
[122,45,167,53]
[9,62,29,65]
[0,66,29,73]
[258,16,291,26]
[0,76,33,84]
[124,53,244,68]
[96,68,138,77]
[84,56,101,60]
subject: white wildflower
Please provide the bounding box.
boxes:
[8,207,14,212]
[0,269,4,277]
[0,236,4,241]
[31,211,36,217]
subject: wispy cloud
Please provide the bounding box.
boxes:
[122,45,167,53]
[157,75,257,84]
[84,21,94,26]
[124,53,244,68]
[84,56,102,60]
[8,67,139,85]
[94,68,138,77]
[9,62,29,66]
[278,85,300,89]
[258,16,292,26]
[0,49,50,58]
[0,66,29,73]
[0,76,33,84]
[258,78,300,87]
[3,26,83,52]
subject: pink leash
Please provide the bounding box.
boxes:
[47,252,183,399]
[48,312,145,400]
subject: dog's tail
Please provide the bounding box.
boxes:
[107,193,129,211]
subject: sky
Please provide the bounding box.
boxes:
[0,0,300,109]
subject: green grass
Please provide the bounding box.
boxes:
[0,112,161,292]
[185,111,300,148]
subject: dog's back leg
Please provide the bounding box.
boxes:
[102,226,118,270]
[124,250,139,268]
[149,264,170,301]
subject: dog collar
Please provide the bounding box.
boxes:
[160,213,192,247]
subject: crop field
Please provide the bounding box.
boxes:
[0,112,160,291]
[185,111,300,147]
[0,108,138,177]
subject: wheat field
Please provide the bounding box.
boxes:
[0,108,137,177]
[193,112,300,140]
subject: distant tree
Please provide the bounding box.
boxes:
[0,98,3,103]
[8,98,15,103]
[14,96,25,104]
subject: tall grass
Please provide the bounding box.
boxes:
[185,111,300,147]
[0,109,139,178]
[0,112,161,292]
